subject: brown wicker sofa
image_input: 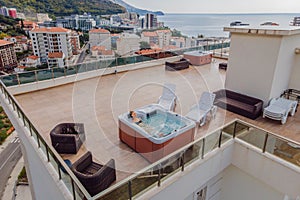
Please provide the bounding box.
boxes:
[71,151,116,196]
[50,123,85,154]
[165,58,189,71]
[214,89,263,120]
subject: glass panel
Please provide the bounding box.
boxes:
[222,122,250,137]
[65,67,77,76]
[53,67,65,78]
[266,135,300,167]
[60,169,73,195]
[37,69,52,81]
[131,166,159,197]
[74,182,86,200]
[86,62,95,71]
[77,64,86,73]
[39,138,47,156]
[237,127,267,150]
[160,153,181,181]
[107,59,117,68]
[96,183,129,200]
[0,74,18,86]
[116,57,125,66]
[48,151,59,176]
[185,140,203,165]
[18,71,36,84]
[203,130,221,155]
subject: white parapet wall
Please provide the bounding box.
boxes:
[7,56,181,95]
[0,92,73,200]
[224,27,300,104]
[139,139,300,200]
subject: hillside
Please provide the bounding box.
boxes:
[111,0,164,16]
[0,0,126,16]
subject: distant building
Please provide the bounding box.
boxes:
[69,31,81,55]
[37,13,52,23]
[110,15,122,25]
[143,13,157,29]
[0,40,17,71]
[56,14,96,31]
[0,7,9,17]
[89,28,111,50]
[170,37,186,48]
[116,33,140,56]
[156,30,171,48]
[20,21,38,35]
[141,31,159,46]
[8,8,17,18]
[19,55,41,68]
[16,12,26,19]
[48,52,65,68]
[91,46,114,59]
[291,17,300,26]
[30,27,73,64]
[111,33,120,49]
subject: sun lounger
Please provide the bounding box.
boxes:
[186,91,217,126]
[158,83,177,111]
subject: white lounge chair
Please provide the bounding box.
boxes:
[263,97,297,124]
[186,92,217,126]
[158,83,176,111]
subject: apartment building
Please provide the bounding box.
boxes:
[30,27,73,64]
[69,31,81,55]
[116,33,140,56]
[0,40,17,71]
[89,28,111,50]
[141,31,159,45]
[144,13,157,29]
[47,52,65,68]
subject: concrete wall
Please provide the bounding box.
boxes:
[137,141,234,200]
[289,50,300,90]
[225,33,281,104]
[232,141,300,199]
[0,93,72,200]
[270,34,300,99]
[221,165,284,200]
[7,56,180,95]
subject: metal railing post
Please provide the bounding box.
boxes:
[262,133,269,153]
[128,180,132,200]
[181,152,185,171]
[201,138,205,159]
[218,131,222,148]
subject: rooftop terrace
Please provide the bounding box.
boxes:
[14,59,300,190]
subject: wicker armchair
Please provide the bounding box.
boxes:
[71,151,116,196]
[50,123,85,154]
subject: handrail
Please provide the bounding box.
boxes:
[0,81,91,199]
[0,42,230,88]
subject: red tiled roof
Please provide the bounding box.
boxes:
[48,52,64,58]
[135,49,162,55]
[27,55,39,60]
[142,31,158,37]
[0,40,13,46]
[89,28,110,33]
[156,29,171,33]
[31,27,70,33]
[91,46,106,51]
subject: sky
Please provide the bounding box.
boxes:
[123,0,300,14]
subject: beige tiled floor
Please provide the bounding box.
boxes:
[15,60,300,184]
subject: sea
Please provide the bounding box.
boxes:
[158,13,299,37]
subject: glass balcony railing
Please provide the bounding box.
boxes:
[0,42,230,87]
[2,71,299,199]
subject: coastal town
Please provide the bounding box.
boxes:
[0,5,232,75]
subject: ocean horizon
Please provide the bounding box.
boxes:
[158,13,300,37]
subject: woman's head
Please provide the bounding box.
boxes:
[129,111,136,118]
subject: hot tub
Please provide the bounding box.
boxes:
[119,104,196,163]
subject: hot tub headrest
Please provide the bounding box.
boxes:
[146,110,157,118]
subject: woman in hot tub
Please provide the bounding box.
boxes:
[129,111,143,124]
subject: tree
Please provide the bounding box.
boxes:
[139,41,150,50]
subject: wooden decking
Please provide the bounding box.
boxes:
[15,60,300,184]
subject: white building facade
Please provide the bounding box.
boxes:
[30,27,73,64]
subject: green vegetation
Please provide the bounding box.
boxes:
[0,0,126,16]
[0,15,27,37]
[79,33,89,47]
[18,167,28,183]
[0,106,14,145]
[171,29,186,38]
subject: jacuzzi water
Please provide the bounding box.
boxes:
[140,110,186,138]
